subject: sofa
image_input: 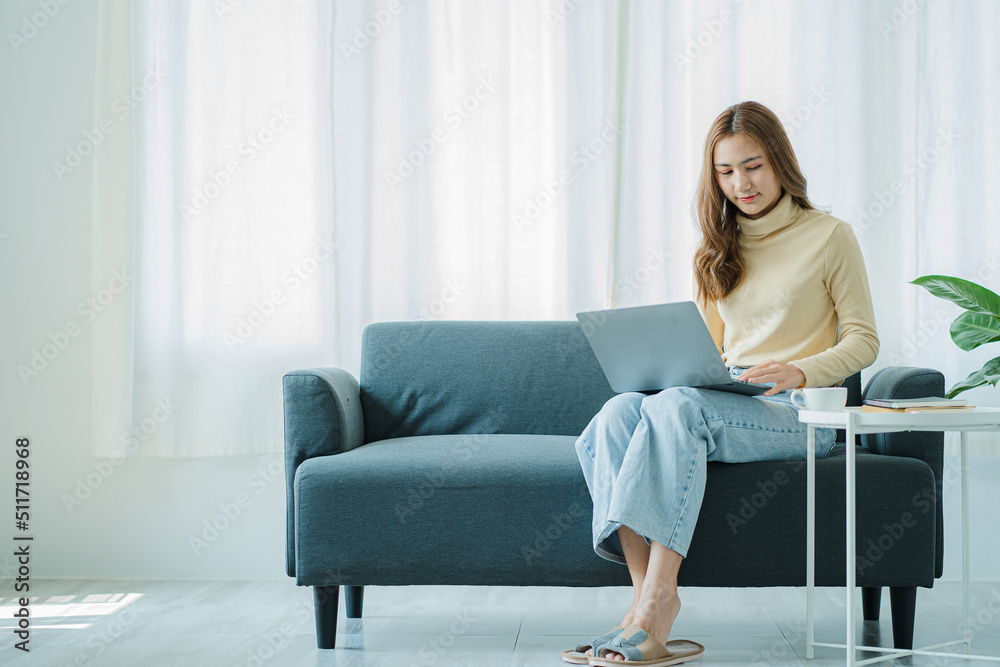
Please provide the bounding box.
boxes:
[283,320,944,649]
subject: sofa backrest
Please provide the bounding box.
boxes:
[836,371,863,443]
[359,320,869,444]
[360,321,615,442]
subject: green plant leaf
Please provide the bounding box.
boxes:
[947,356,1000,398]
[950,311,1000,351]
[911,275,1000,317]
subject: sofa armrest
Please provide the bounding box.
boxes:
[860,366,945,578]
[283,368,365,577]
[861,366,945,458]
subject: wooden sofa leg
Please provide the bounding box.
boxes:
[345,585,364,618]
[889,586,917,650]
[862,587,882,621]
[314,585,340,649]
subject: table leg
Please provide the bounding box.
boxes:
[807,424,816,660]
[962,430,971,647]
[846,413,857,667]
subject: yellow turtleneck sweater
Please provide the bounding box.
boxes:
[696,192,879,388]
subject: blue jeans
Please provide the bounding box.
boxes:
[575,368,837,563]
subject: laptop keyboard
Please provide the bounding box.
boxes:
[728,367,776,389]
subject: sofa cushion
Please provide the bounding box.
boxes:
[359,321,615,442]
[294,435,937,589]
[295,434,626,586]
[686,444,937,588]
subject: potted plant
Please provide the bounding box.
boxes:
[911,275,1000,397]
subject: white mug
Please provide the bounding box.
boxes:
[790,387,848,412]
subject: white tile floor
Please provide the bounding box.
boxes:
[1,579,999,666]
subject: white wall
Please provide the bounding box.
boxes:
[0,0,287,581]
[0,0,996,583]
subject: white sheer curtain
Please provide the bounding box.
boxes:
[91,0,999,457]
[92,0,335,456]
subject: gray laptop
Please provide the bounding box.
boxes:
[576,301,769,395]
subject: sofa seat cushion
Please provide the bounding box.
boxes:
[684,445,937,588]
[294,434,626,586]
[295,436,937,589]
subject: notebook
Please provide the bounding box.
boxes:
[864,397,968,409]
[576,301,768,395]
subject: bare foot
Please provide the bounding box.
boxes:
[602,587,682,661]
[582,598,640,657]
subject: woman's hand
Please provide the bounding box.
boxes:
[737,360,805,397]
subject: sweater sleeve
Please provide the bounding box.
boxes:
[789,222,880,386]
[695,297,726,359]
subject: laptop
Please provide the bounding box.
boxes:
[576,301,769,395]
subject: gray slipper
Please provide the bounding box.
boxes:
[560,627,624,664]
[590,624,705,666]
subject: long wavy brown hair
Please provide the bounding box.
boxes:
[694,101,817,303]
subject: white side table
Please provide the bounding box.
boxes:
[798,406,1000,666]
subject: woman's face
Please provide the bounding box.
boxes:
[713,133,782,220]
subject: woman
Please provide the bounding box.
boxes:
[563,101,879,666]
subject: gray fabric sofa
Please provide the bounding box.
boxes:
[283,321,944,649]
